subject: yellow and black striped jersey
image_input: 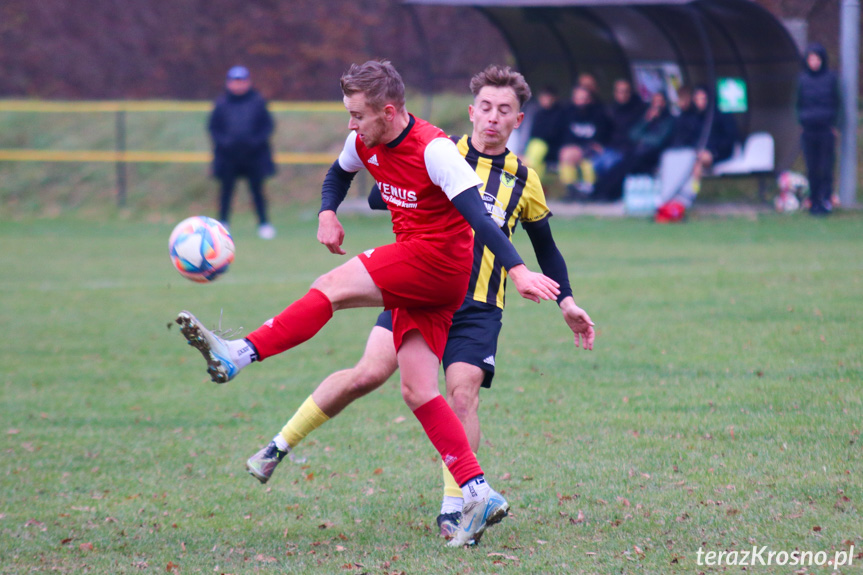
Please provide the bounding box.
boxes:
[453,135,551,310]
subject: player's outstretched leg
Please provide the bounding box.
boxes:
[446,477,509,548]
[176,311,253,383]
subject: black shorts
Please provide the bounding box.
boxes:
[375,299,502,389]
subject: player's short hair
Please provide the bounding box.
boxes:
[340,60,406,112]
[469,65,532,110]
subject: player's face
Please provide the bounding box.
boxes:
[344,93,390,148]
[469,86,523,155]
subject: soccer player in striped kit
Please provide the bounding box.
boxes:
[242,65,595,542]
[176,61,562,547]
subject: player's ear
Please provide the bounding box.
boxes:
[383,104,397,121]
[468,104,475,122]
[514,111,524,129]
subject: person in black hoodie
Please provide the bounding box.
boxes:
[209,66,277,238]
[797,42,841,215]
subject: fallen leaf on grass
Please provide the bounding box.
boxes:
[487,553,519,561]
[570,510,586,524]
[393,416,406,424]
[166,561,178,572]
[79,542,94,552]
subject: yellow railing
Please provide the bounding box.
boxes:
[0,99,343,166]
[0,100,346,205]
[0,99,344,113]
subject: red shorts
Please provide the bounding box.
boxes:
[359,239,471,360]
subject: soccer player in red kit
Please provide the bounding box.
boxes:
[175,60,559,547]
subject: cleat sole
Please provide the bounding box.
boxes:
[176,311,230,384]
[245,461,270,484]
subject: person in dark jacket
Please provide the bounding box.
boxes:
[676,85,738,191]
[558,84,610,198]
[592,79,647,177]
[797,42,841,215]
[209,66,277,238]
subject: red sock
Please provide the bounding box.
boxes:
[246,288,333,361]
[413,395,483,486]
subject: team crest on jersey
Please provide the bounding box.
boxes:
[500,171,517,188]
[480,192,507,227]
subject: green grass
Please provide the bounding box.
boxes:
[1,207,861,574]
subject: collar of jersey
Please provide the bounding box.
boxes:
[466,136,509,161]
[386,114,416,148]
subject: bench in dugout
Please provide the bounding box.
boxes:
[626,132,777,214]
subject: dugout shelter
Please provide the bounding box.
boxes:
[406,0,802,172]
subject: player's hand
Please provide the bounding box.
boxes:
[508,264,560,303]
[317,210,346,255]
[559,296,595,350]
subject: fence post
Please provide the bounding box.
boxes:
[116,107,127,207]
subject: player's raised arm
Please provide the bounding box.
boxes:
[318,132,364,254]
[524,219,595,349]
[423,137,559,303]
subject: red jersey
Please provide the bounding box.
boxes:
[338,116,482,253]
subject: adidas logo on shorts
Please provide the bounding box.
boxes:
[483,355,495,366]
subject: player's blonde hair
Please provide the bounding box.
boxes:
[340,60,406,112]
[469,65,532,110]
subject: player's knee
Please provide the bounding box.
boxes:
[448,386,479,421]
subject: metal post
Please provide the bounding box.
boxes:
[116,108,128,207]
[839,0,859,207]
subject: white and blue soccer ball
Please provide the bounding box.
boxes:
[169,216,235,283]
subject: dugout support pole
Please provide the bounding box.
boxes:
[115,109,128,207]
[840,0,859,207]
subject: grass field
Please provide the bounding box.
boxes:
[2,206,861,574]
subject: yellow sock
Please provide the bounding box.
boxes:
[559,163,576,185]
[579,159,596,185]
[524,139,548,180]
[442,460,463,499]
[280,396,330,448]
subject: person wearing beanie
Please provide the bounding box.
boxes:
[208,66,278,238]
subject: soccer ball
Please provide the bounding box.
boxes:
[169,216,235,282]
[774,171,809,213]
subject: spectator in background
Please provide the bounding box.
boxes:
[591,79,646,177]
[577,73,602,107]
[523,85,566,181]
[558,84,610,200]
[208,66,277,239]
[689,84,738,187]
[588,91,675,203]
[668,84,699,148]
[655,84,738,221]
[796,42,840,215]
